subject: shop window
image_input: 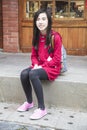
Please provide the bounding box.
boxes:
[25,0,85,19]
[26,1,39,18]
[25,0,53,18]
[55,0,84,18]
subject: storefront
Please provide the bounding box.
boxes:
[19,0,87,55]
[1,0,87,55]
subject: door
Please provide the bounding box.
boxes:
[19,0,33,52]
[19,0,53,52]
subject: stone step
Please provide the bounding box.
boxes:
[0,52,87,112]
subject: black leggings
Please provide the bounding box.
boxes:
[20,67,48,110]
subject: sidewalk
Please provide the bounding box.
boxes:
[0,102,87,130]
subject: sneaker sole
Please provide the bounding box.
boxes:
[17,105,34,112]
[30,112,47,120]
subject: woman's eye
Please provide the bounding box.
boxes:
[37,17,46,21]
[42,17,46,20]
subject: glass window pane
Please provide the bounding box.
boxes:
[70,1,84,18]
[55,0,85,19]
[25,0,53,19]
[26,1,39,18]
[40,1,53,15]
[25,0,84,19]
[55,1,69,18]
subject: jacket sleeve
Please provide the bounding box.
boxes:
[42,34,62,67]
[31,47,39,66]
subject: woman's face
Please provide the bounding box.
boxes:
[36,13,48,34]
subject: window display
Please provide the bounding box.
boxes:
[26,1,39,18]
[40,1,53,15]
[26,0,53,18]
[55,0,84,18]
[25,0,85,19]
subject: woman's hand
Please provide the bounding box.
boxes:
[33,64,42,69]
[47,56,52,61]
[33,64,38,69]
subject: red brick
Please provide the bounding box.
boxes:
[0,0,3,48]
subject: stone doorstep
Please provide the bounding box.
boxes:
[0,75,87,112]
[0,53,87,112]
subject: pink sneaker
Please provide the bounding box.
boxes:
[30,108,47,120]
[17,102,34,112]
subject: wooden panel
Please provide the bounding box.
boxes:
[84,26,87,55]
[21,25,87,55]
[53,27,87,55]
[21,27,33,52]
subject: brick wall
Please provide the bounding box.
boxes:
[2,0,19,52]
[0,0,3,48]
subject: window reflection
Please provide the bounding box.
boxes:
[55,1,68,18]
[71,1,84,18]
[25,0,84,19]
[55,0,84,18]
[26,1,39,18]
[40,1,53,15]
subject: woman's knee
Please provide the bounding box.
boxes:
[29,70,38,80]
[20,69,29,80]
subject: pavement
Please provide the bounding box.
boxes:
[0,52,87,130]
[0,102,87,130]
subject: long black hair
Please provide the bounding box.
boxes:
[32,8,52,48]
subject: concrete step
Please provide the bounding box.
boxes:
[0,52,87,112]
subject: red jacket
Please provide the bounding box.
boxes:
[31,30,62,80]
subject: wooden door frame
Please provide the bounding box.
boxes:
[0,0,3,49]
[18,0,23,52]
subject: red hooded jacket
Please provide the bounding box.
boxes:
[31,30,62,80]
